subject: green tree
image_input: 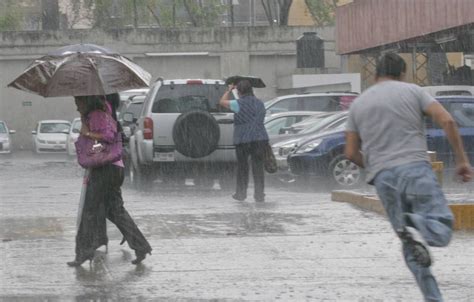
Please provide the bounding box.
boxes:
[0,1,21,31]
[304,0,337,26]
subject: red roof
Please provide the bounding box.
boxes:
[336,0,474,54]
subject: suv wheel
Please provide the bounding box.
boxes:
[172,110,220,158]
[328,154,362,188]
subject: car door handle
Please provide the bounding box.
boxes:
[217,119,234,124]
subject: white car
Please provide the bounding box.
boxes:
[66,118,82,156]
[32,120,71,153]
[0,120,15,154]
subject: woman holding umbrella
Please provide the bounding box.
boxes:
[219,79,269,202]
[68,95,152,266]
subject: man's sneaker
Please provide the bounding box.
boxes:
[399,226,432,267]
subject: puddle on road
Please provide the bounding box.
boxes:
[140,212,306,238]
[0,217,64,240]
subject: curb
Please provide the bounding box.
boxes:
[332,190,474,231]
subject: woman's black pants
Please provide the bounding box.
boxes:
[235,140,266,201]
[75,164,151,258]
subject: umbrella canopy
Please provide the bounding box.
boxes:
[8,44,151,97]
[225,75,266,88]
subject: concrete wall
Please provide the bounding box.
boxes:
[0,26,340,150]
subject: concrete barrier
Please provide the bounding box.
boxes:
[332,190,474,231]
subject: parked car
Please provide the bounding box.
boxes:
[129,78,238,189]
[421,85,474,97]
[120,96,146,178]
[270,111,348,145]
[0,120,15,154]
[118,88,149,114]
[264,111,317,136]
[32,120,71,153]
[287,96,474,189]
[264,92,358,115]
[66,118,81,156]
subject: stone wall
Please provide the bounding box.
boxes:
[0,26,340,150]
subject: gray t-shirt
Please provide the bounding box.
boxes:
[346,80,436,183]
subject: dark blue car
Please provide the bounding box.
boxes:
[288,96,474,188]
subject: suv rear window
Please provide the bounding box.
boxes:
[151,84,229,113]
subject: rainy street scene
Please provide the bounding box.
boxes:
[0,0,473,301]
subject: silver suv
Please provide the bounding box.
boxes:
[129,79,237,188]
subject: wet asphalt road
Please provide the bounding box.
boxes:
[0,152,473,301]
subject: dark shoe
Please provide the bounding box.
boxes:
[399,226,432,267]
[254,194,265,202]
[232,194,246,201]
[132,250,151,265]
[67,253,94,267]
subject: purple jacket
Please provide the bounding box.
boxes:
[83,108,123,167]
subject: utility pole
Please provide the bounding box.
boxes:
[229,0,234,26]
[133,0,138,28]
[41,0,59,30]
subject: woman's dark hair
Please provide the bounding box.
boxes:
[76,95,106,116]
[236,80,254,97]
[105,93,124,134]
[376,53,407,79]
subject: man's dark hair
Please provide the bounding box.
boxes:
[376,53,407,79]
[236,80,254,97]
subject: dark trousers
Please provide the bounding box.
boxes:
[75,164,151,258]
[235,141,266,201]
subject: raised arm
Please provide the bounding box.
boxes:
[219,85,235,109]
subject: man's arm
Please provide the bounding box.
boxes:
[219,85,234,109]
[345,131,364,168]
[424,102,472,182]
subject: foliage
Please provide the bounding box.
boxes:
[304,0,337,26]
[73,0,226,29]
[0,1,22,31]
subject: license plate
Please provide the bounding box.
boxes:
[155,152,175,162]
[54,145,63,149]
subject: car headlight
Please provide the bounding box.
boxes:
[280,145,296,156]
[295,139,322,154]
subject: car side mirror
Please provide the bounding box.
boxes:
[31,130,37,135]
[72,128,80,133]
[279,127,291,134]
[123,112,134,123]
[9,130,16,134]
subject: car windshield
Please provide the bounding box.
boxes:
[299,113,347,134]
[426,99,474,128]
[449,102,474,127]
[152,84,230,113]
[39,123,70,133]
[0,122,6,133]
[126,102,145,118]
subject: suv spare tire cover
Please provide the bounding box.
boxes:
[172,110,221,158]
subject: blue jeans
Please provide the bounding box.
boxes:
[374,161,454,302]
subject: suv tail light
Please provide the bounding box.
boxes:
[143,117,153,139]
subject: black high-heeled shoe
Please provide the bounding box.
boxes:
[131,250,151,265]
[67,254,94,267]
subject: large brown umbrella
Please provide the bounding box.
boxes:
[8,44,151,97]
